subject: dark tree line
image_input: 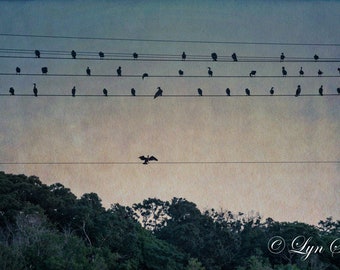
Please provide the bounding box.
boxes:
[0,171,339,270]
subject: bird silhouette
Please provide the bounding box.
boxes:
[9,87,15,95]
[131,88,136,96]
[338,68,340,74]
[337,88,340,94]
[182,52,186,60]
[299,67,304,76]
[41,67,48,74]
[282,67,287,76]
[280,53,285,62]
[197,88,203,96]
[295,85,301,97]
[35,50,40,58]
[116,66,122,76]
[139,155,158,165]
[231,53,238,62]
[16,67,21,74]
[249,70,256,77]
[208,67,213,77]
[71,50,77,59]
[154,87,163,99]
[245,88,250,96]
[226,88,231,96]
[133,52,138,59]
[86,67,91,76]
[270,87,274,95]
[319,85,323,96]
[211,52,218,61]
[318,69,323,76]
[72,86,76,97]
[33,83,38,97]
[103,88,108,96]
[142,73,148,80]
[99,51,104,59]
[314,54,319,61]
[178,69,184,76]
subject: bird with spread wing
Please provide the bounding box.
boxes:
[139,155,158,165]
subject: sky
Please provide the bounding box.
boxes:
[0,0,339,226]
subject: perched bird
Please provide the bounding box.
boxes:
[249,70,256,77]
[295,85,301,97]
[178,69,184,76]
[99,51,104,59]
[133,52,138,59]
[245,88,250,96]
[154,87,163,99]
[197,88,203,96]
[318,69,323,76]
[16,67,21,74]
[142,73,148,80]
[338,68,340,74]
[9,87,15,95]
[41,67,48,74]
[71,50,77,59]
[35,50,40,58]
[314,54,319,61]
[139,155,158,165]
[116,66,122,76]
[270,87,274,95]
[337,87,340,94]
[211,52,218,61]
[319,85,323,96]
[226,88,231,96]
[131,88,136,96]
[282,67,287,76]
[208,67,213,77]
[299,67,304,76]
[103,88,108,96]
[182,52,186,60]
[280,53,285,62]
[72,86,76,97]
[33,83,38,97]
[86,67,91,76]
[231,53,238,62]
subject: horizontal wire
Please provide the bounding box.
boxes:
[1,33,340,46]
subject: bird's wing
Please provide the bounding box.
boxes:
[149,156,158,161]
[139,156,147,160]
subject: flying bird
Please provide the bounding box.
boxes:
[197,88,203,96]
[226,88,231,96]
[208,67,213,77]
[249,70,256,77]
[318,69,323,76]
[131,88,136,96]
[71,50,77,59]
[142,73,148,80]
[182,52,186,60]
[139,155,158,165]
[41,67,48,74]
[16,67,21,74]
[270,87,274,95]
[211,52,218,61]
[280,53,285,62]
[178,69,184,76]
[9,87,15,95]
[295,85,301,97]
[103,88,108,96]
[35,50,40,58]
[231,53,238,62]
[72,86,76,97]
[86,67,91,76]
[99,51,104,59]
[133,52,138,59]
[319,85,323,96]
[33,83,38,97]
[245,88,250,96]
[314,54,319,61]
[299,67,304,76]
[282,67,287,76]
[116,66,122,76]
[154,87,163,99]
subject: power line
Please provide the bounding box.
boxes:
[1,33,340,46]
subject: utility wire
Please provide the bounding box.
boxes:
[1,94,339,97]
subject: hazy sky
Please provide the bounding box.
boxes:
[0,0,339,225]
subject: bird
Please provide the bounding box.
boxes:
[131,88,136,96]
[280,53,285,62]
[116,66,122,76]
[178,69,184,76]
[299,67,304,76]
[182,52,186,60]
[338,68,340,74]
[249,70,256,77]
[103,88,108,96]
[245,88,250,96]
[35,50,40,58]
[142,73,148,80]
[211,52,218,61]
[139,155,158,165]
[133,52,138,59]
[99,51,104,59]
[231,53,238,62]
[226,88,231,96]
[337,88,340,94]
[282,67,287,76]
[71,50,77,59]
[314,54,319,61]
[270,87,274,95]
[197,88,203,96]
[208,67,213,77]
[9,87,15,95]
[295,85,301,97]
[318,69,323,76]
[319,85,323,96]
[16,67,21,74]
[33,83,38,97]
[86,67,91,76]
[154,87,163,99]
[41,67,48,74]
[72,86,76,97]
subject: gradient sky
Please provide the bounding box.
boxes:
[0,0,339,225]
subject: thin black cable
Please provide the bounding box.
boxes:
[0,94,339,97]
[1,33,340,46]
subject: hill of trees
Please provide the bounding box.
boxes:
[0,171,339,269]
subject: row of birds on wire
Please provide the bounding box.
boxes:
[7,84,340,98]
